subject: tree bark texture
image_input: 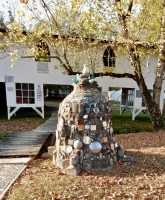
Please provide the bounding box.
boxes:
[128,45,165,131]
[153,0,165,107]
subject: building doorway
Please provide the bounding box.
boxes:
[44,84,73,101]
[0,82,7,113]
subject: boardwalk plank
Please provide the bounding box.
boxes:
[0,131,51,157]
[0,140,47,144]
[0,145,44,148]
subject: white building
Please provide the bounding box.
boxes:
[0,29,164,120]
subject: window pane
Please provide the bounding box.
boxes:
[16,97,22,104]
[29,98,35,104]
[29,91,34,97]
[127,89,134,106]
[23,98,29,104]
[103,47,115,67]
[29,84,34,90]
[23,91,28,97]
[16,90,22,96]
[16,83,21,89]
[22,83,28,90]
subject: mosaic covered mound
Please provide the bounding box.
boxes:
[54,73,131,175]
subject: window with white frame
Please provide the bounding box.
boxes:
[121,88,134,106]
[16,83,35,104]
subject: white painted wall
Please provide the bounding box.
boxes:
[1,39,162,91]
[5,82,16,107]
[1,38,165,118]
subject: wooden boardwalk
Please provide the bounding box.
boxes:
[0,131,51,157]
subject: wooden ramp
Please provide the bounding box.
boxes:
[0,131,51,157]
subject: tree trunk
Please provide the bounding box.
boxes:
[128,45,165,131]
[153,0,165,107]
[138,79,165,132]
[146,0,165,131]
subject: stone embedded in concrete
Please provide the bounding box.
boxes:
[62,159,70,169]
[117,146,125,158]
[118,155,134,165]
[52,150,57,165]
[113,156,117,163]
[66,165,78,176]
[109,158,114,166]
[40,152,52,158]
[70,155,79,166]
[47,146,56,156]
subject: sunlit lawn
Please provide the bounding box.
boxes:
[112,110,154,134]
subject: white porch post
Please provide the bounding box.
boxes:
[7,106,20,120]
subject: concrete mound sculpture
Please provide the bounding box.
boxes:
[53,66,133,175]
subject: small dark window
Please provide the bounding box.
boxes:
[136,90,141,98]
[35,40,50,62]
[103,47,115,67]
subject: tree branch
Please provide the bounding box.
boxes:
[95,72,136,80]
[128,0,133,13]
[115,0,129,38]
[21,55,59,59]
[68,70,136,80]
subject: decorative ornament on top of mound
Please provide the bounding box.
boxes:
[82,64,90,75]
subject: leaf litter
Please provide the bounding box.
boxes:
[2,131,165,200]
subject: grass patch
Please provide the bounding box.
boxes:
[112,110,154,134]
[0,132,9,140]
